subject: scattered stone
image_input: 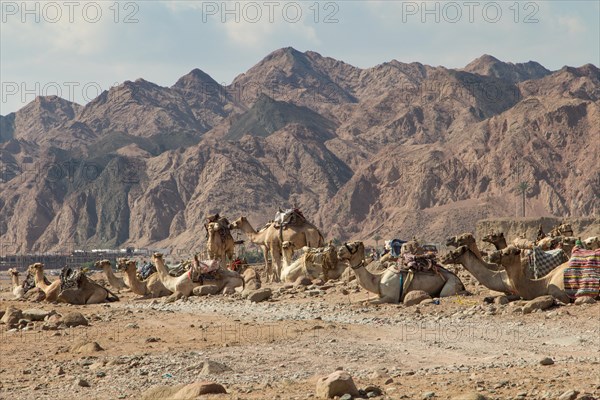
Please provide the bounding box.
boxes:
[494,296,509,305]
[340,394,352,400]
[70,341,104,353]
[363,385,383,396]
[140,385,186,400]
[557,390,579,400]
[247,288,272,303]
[55,366,65,376]
[539,357,554,366]
[62,312,89,327]
[404,291,432,307]
[422,392,435,399]
[1,307,22,327]
[125,323,139,329]
[316,371,359,398]
[173,381,227,397]
[450,393,489,400]
[22,309,52,321]
[75,379,90,388]
[574,297,596,305]
[193,285,220,296]
[200,360,232,375]
[523,296,555,314]
[384,378,394,385]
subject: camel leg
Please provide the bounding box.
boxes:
[548,287,570,304]
[438,271,465,297]
[271,249,282,283]
[164,291,183,303]
[262,247,272,283]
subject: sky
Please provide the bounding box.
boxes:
[1,0,599,114]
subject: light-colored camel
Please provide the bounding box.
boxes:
[549,223,573,238]
[337,241,465,304]
[8,268,24,299]
[153,253,243,301]
[488,246,574,303]
[57,267,119,305]
[584,236,600,250]
[446,233,501,271]
[29,263,61,302]
[440,246,515,294]
[513,237,535,250]
[207,222,235,268]
[116,260,171,298]
[482,232,507,250]
[280,243,347,283]
[231,216,324,282]
[95,260,127,291]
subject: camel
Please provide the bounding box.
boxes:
[513,237,535,250]
[8,268,24,299]
[28,263,61,302]
[440,246,515,294]
[57,267,119,305]
[446,233,502,271]
[231,216,324,282]
[482,232,507,250]
[95,260,127,291]
[153,253,243,301]
[280,243,347,283]
[487,246,577,303]
[337,241,465,304]
[206,222,235,268]
[116,259,171,298]
[549,223,573,238]
[584,236,600,250]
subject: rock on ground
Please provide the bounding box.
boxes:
[1,307,22,327]
[22,308,53,321]
[71,341,104,353]
[141,384,186,400]
[523,295,555,314]
[62,311,89,327]
[450,393,489,400]
[171,381,227,397]
[200,360,232,375]
[247,288,272,303]
[404,290,432,306]
[315,371,359,399]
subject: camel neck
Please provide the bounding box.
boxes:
[34,270,48,289]
[154,259,171,280]
[11,274,19,288]
[125,266,147,294]
[459,251,511,293]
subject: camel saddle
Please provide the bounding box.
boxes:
[188,260,221,284]
[60,266,85,291]
[273,208,306,229]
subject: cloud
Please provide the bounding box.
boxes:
[558,16,586,35]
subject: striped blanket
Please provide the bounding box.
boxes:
[564,248,600,299]
[526,247,568,278]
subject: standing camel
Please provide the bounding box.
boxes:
[206,222,235,268]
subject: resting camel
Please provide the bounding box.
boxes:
[153,253,243,301]
[117,259,171,298]
[338,241,465,304]
[207,222,235,268]
[95,260,127,291]
[58,267,119,305]
[440,246,515,294]
[231,216,324,282]
[584,236,600,250]
[8,268,24,299]
[488,246,575,303]
[446,233,501,271]
[482,232,507,250]
[29,263,61,302]
[280,243,347,282]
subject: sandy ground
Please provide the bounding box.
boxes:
[0,270,599,400]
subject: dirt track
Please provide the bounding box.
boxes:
[0,271,599,400]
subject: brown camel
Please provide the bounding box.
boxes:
[95,260,127,291]
[230,216,324,282]
[338,241,465,304]
[488,246,574,303]
[446,233,501,271]
[57,267,119,305]
[482,232,507,250]
[440,246,515,294]
[206,222,235,268]
[28,263,61,302]
[116,259,171,298]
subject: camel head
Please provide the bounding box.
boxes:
[337,241,365,264]
[8,268,18,276]
[440,245,468,264]
[207,222,221,233]
[488,246,521,266]
[95,259,111,269]
[482,231,504,244]
[281,241,296,251]
[445,233,475,248]
[583,236,600,250]
[28,263,44,273]
[153,253,164,261]
[230,217,247,230]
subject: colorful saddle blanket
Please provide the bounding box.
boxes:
[527,247,568,278]
[564,248,600,299]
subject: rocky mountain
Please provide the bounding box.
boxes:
[0,49,598,252]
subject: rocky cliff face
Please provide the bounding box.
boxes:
[0,49,598,252]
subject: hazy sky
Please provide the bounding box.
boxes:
[1,0,599,114]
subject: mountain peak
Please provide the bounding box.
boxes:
[464,54,550,83]
[173,68,219,90]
